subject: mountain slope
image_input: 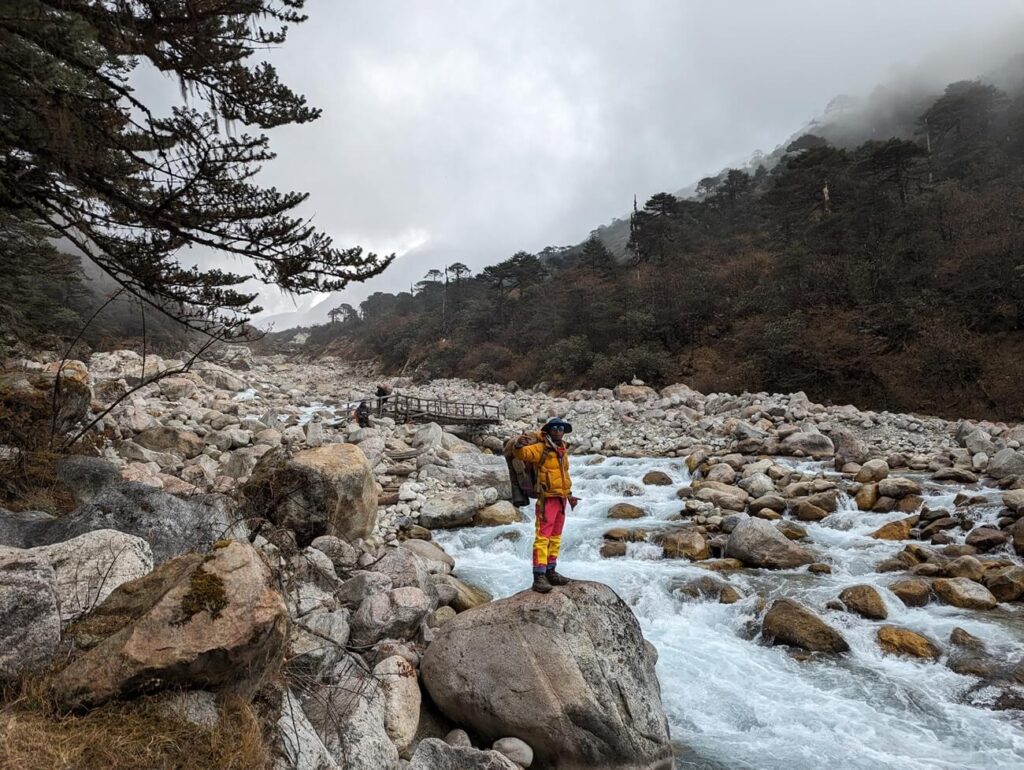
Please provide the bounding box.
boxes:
[285,64,1024,422]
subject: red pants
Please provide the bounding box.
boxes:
[533,497,567,572]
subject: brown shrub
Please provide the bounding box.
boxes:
[0,449,75,515]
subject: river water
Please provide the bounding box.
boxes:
[434,455,1024,769]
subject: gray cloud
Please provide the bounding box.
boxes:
[140,1,1024,327]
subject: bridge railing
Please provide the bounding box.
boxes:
[342,392,500,425]
[387,393,500,424]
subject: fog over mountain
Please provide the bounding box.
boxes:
[131,0,1024,329]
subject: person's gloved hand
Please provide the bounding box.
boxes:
[514,433,530,447]
[568,495,580,509]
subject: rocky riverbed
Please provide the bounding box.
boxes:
[2,348,1023,768]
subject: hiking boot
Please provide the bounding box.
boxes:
[547,568,571,586]
[531,572,553,593]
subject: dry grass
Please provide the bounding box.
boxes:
[0,385,75,514]
[0,678,271,770]
[0,367,108,514]
[0,448,76,515]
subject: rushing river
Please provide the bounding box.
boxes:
[434,455,1024,769]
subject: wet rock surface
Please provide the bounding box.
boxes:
[761,598,849,654]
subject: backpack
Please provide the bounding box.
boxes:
[502,435,550,507]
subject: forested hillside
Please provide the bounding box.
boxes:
[283,75,1024,421]
[0,226,192,359]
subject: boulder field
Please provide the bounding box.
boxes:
[3,347,1024,766]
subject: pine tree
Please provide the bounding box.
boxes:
[0,1,392,335]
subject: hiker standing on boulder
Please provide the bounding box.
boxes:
[514,418,579,593]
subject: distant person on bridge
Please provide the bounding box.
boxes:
[353,400,371,428]
[375,382,393,416]
[514,417,579,593]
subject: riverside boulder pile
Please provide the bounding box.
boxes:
[12,348,1021,549]
[3,347,1024,764]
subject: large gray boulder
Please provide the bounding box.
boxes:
[963,429,997,456]
[51,541,287,710]
[409,738,517,770]
[421,581,673,770]
[401,539,455,574]
[0,509,57,549]
[855,459,889,483]
[725,517,815,569]
[370,546,438,606]
[418,491,483,529]
[276,689,338,770]
[0,483,237,564]
[194,362,246,391]
[877,477,922,499]
[116,439,184,471]
[692,481,748,511]
[134,426,204,459]
[432,574,492,612]
[157,376,198,401]
[614,383,658,401]
[357,436,386,468]
[290,609,351,681]
[493,737,534,767]
[413,423,444,450]
[738,472,774,499]
[829,427,867,467]
[55,456,122,505]
[350,587,431,646]
[1003,489,1024,516]
[421,454,512,499]
[336,572,393,609]
[30,529,153,624]
[933,578,998,610]
[310,535,359,572]
[241,444,377,546]
[779,432,835,458]
[301,655,399,770]
[987,448,1024,480]
[0,547,60,678]
[374,654,421,754]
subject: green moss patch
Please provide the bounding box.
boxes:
[174,568,229,626]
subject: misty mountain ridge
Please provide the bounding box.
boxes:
[276,52,1024,422]
[286,47,1024,325]
[583,50,1024,264]
[258,66,957,331]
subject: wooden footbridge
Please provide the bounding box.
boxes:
[352,393,501,426]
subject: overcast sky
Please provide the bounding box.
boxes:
[163,0,1024,328]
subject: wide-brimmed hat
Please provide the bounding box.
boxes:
[541,417,573,434]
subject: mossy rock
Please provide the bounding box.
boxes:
[67,554,204,649]
[174,566,228,626]
[52,542,288,710]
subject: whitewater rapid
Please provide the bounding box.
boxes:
[433,455,1024,770]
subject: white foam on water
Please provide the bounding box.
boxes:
[232,387,258,401]
[434,455,1024,769]
[297,401,339,425]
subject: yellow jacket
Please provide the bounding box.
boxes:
[514,432,572,498]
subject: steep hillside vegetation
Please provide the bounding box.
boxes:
[0,216,194,360]
[287,75,1024,422]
